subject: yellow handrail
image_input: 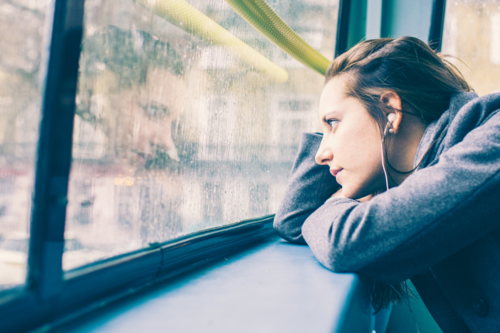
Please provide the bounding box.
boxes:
[134,0,289,83]
[225,0,331,75]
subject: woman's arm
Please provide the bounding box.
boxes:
[273,133,340,244]
[302,111,500,284]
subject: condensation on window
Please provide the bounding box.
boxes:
[63,0,339,270]
[442,0,500,95]
[0,0,49,290]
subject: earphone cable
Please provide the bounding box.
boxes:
[381,120,449,188]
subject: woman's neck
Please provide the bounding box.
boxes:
[387,116,428,186]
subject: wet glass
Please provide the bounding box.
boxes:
[442,0,500,95]
[64,0,339,270]
[0,0,50,290]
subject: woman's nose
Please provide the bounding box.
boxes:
[315,142,333,165]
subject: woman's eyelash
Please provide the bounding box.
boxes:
[326,119,339,127]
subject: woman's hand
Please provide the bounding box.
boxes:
[331,188,373,202]
[331,188,345,199]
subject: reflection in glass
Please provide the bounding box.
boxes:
[0,0,49,290]
[442,0,500,95]
[64,0,339,270]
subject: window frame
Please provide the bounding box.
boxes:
[0,214,274,332]
[429,0,447,52]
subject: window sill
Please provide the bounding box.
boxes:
[61,236,373,333]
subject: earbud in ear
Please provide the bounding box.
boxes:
[387,113,396,134]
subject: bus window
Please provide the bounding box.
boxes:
[0,1,50,290]
[63,0,339,271]
[442,0,500,95]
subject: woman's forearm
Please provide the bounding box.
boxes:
[273,133,340,243]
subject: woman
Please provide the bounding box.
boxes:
[274,36,500,332]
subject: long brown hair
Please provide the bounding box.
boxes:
[326,37,471,129]
[324,37,472,312]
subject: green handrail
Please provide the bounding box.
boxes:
[225,0,331,75]
[135,0,289,83]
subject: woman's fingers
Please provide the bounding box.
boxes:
[331,188,345,198]
[358,194,373,202]
[330,188,373,202]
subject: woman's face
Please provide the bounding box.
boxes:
[110,69,187,161]
[316,76,385,199]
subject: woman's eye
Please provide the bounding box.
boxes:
[326,119,339,131]
[138,100,171,119]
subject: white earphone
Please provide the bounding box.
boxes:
[381,113,396,191]
[386,113,396,134]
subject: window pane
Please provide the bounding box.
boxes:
[442,0,500,95]
[64,0,339,270]
[0,1,49,290]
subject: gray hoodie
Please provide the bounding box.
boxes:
[274,92,500,333]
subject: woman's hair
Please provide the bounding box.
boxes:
[325,37,472,131]
[325,37,472,313]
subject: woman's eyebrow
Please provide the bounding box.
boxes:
[322,110,339,123]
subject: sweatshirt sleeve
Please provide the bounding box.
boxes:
[302,111,500,284]
[273,132,340,244]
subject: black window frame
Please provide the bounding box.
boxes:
[428,0,447,51]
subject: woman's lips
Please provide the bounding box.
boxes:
[330,168,343,178]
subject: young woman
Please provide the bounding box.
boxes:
[274,37,500,332]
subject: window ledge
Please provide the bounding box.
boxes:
[64,237,373,333]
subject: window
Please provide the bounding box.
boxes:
[59,0,339,271]
[0,0,49,290]
[442,0,500,95]
[272,95,319,148]
[249,183,270,217]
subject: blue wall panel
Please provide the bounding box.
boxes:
[381,0,434,41]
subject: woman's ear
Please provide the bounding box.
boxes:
[380,91,403,134]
